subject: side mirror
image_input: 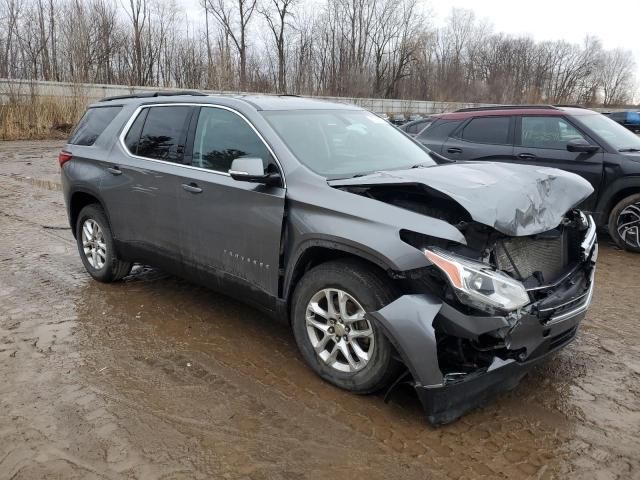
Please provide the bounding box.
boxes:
[567,138,599,154]
[229,157,281,185]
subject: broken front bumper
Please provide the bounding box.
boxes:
[368,242,597,425]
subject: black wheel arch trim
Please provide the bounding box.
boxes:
[282,237,402,302]
[68,185,114,239]
[594,176,640,225]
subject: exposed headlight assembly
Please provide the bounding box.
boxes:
[425,248,530,313]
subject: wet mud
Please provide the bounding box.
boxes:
[1,141,639,479]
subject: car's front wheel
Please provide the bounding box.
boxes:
[291,259,400,394]
[76,204,132,282]
[608,193,640,252]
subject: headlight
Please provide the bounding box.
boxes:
[425,248,529,313]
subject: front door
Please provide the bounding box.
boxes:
[513,115,604,210]
[179,106,286,309]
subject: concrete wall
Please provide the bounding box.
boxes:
[0,78,617,114]
[0,78,494,115]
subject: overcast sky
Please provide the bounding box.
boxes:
[433,0,639,83]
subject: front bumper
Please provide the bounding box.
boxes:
[416,293,588,425]
[416,354,546,425]
[368,235,597,425]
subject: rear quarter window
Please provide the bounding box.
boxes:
[417,119,461,140]
[69,106,122,146]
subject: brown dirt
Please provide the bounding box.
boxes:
[1,140,639,479]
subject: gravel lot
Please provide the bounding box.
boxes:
[1,140,639,480]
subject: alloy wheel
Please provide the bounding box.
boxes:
[305,288,374,373]
[81,219,107,270]
[617,202,640,249]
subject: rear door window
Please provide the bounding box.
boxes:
[459,117,510,145]
[69,106,122,146]
[126,106,193,163]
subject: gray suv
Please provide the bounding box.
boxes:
[61,92,598,424]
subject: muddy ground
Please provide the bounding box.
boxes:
[0,140,638,480]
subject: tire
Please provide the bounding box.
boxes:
[291,259,400,394]
[75,204,131,282]
[608,193,640,253]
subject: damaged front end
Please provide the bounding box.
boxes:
[330,162,597,424]
[369,211,597,425]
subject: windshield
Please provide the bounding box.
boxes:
[576,113,640,151]
[262,110,436,178]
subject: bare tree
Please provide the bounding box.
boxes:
[122,0,149,85]
[600,49,636,106]
[205,0,257,90]
[1,1,637,106]
[259,0,296,93]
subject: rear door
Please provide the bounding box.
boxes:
[100,104,195,262]
[179,106,286,308]
[512,115,603,209]
[442,116,514,160]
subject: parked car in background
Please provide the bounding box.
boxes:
[408,114,423,121]
[390,113,407,125]
[607,111,640,133]
[398,117,433,136]
[417,105,640,252]
[60,93,597,424]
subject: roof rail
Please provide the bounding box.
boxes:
[552,104,587,109]
[99,90,208,102]
[454,105,558,112]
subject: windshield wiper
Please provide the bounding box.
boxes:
[619,148,640,152]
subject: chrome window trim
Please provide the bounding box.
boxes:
[117,102,286,188]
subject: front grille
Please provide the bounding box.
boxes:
[494,232,568,283]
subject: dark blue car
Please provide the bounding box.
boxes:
[608,111,640,133]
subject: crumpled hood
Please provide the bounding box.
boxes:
[329,162,594,236]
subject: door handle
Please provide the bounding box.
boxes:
[518,153,537,159]
[447,147,462,154]
[107,166,122,176]
[182,182,203,194]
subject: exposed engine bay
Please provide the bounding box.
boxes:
[337,183,589,289]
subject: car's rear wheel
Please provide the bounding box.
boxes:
[608,193,640,252]
[76,204,131,282]
[291,259,400,394]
